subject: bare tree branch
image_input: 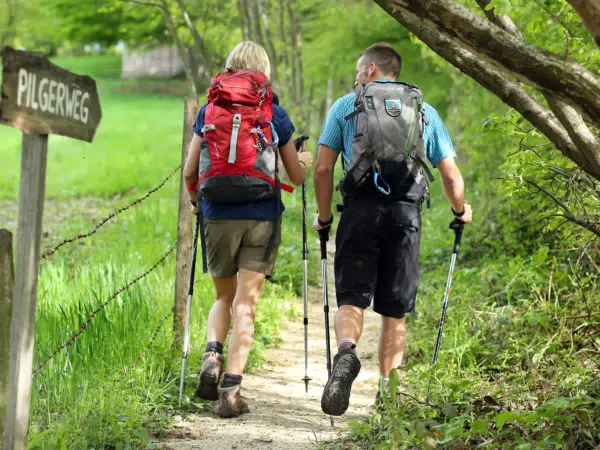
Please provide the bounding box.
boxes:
[372,1,600,179]
[475,0,522,36]
[172,0,215,76]
[390,0,600,126]
[546,96,600,175]
[473,0,600,178]
[526,179,600,237]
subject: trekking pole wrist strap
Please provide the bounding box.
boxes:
[451,206,465,217]
[318,214,334,227]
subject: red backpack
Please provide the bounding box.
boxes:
[198,70,280,203]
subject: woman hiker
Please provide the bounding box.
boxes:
[183,41,313,418]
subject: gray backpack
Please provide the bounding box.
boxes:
[339,81,435,206]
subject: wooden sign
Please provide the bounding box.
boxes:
[1,48,103,450]
[1,46,102,142]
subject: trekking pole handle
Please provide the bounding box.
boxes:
[294,134,310,152]
[449,219,464,254]
[319,228,330,260]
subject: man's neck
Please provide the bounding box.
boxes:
[370,73,397,82]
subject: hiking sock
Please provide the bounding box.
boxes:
[221,373,243,388]
[338,338,356,353]
[205,341,224,355]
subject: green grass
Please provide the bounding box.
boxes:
[50,54,122,80]
[0,91,183,199]
[0,54,311,448]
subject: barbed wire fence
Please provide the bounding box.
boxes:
[29,163,192,437]
[40,164,181,260]
[34,241,176,374]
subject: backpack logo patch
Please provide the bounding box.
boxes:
[384,99,402,117]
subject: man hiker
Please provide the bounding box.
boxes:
[183,41,313,418]
[313,42,473,416]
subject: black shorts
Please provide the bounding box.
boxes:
[334,196,421,318]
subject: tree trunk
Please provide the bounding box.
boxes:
[374,0,600,180]
[387,0,600,126]
[249,0,266,46]
[474,0,600,175]
[277,0,294,98]
[258,0,279,89]
[159,0,197,96]
[546,96,600,173]
[287,0,304,103]
[238,0,248,41]
[374,2,599,178]
[568,0,600,46]
[239,0,253,41]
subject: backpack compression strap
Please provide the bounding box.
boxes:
[228,114,242,164]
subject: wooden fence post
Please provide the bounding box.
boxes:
[1,230,15,444]
[174,97,199,347]
[4,133,48,450]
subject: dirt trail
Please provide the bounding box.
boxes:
[159,243,381,449]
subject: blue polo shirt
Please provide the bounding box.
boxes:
[318,79,456,167]
[193,103,295,220]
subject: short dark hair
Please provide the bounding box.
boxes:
[359,43,402,78]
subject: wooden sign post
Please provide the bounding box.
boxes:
[0,47,102,450]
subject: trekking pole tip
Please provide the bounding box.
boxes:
[302,376,311,393]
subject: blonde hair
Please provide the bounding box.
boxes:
[225,41,271,80]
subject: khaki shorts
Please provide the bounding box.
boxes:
[204,218,282,278]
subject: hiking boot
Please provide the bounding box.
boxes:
[195,350,224,401]
[216,384,250,418]
[321,348,361,416]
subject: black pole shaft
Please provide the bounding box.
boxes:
[426,220,464,404]
[319,229,334,426]
[188,212,201,297]
[302,184,308,259]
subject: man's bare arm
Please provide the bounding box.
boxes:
[313,144,339,228]
[436,156,472,223]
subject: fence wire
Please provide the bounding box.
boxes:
[34,242,177,374]
[41,164,181,260]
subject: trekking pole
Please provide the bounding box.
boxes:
[295,135,311,393]
[178,210,201,408]
[425,219,464,405]
[301,180,312,392]
[319,228,335,427]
